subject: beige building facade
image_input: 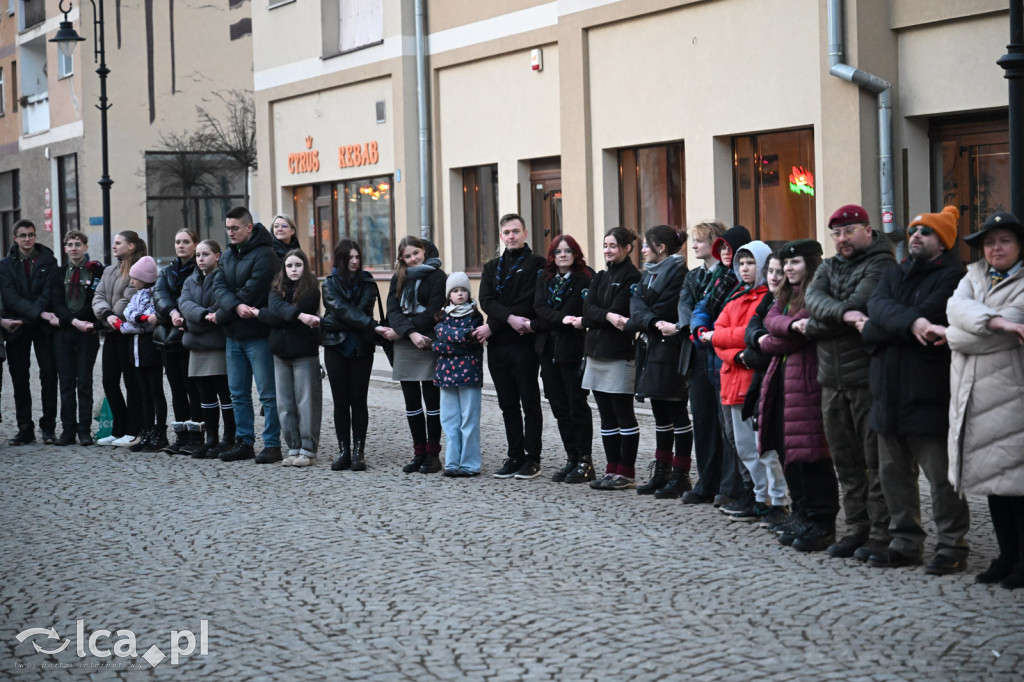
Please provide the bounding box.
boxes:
[0,0,254,263]
[252,0,1012,279]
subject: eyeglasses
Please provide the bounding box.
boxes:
[15,233,36,240]
[830,224,866,240]
[553,249,573,256]
[907,225,934,237]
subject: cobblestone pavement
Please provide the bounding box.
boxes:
[0,355,1021,681]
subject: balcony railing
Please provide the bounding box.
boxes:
[20,92,50,136]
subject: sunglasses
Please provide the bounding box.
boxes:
[907,225,934,237]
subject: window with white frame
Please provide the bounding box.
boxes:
[0,67,5,116]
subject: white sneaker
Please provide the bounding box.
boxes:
[96,435,118,446]
[282,449,300,466]
[111,434,139,447]
[292,454,314,468]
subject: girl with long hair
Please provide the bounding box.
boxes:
[533,235,594,481]
[378,236,447,473]
[756,239,837,551]
[322,239,385,471]
[154,229,202,453]
[93,230,147,446]
[580,227,642,487]
[259,249,322,467]
[177,239,235,458]
[629,225,693,495]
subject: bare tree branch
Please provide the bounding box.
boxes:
[196,89,258,171]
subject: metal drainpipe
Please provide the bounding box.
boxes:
[415,0,433,242]
[827,0,900,257]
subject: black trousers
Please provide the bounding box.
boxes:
[324,347,374,449]
[488,341,543,462]
[163,348,202,423]
[690,347,725,497]
[55,327,100,430]
[136,362,167,431]
[101,333,142,438]
[784,459,840,520]
[539,352,592,459]
[6,323,58,433]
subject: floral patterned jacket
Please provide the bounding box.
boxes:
[432,309,484,388]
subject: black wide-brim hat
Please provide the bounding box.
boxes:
[964,212,1024,247]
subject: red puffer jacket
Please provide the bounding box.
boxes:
[758,302,830,465]
[713,285,768,405]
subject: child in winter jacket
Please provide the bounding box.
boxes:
[117,256,167,453]
[702,241,788,521]
[433,272,484,476]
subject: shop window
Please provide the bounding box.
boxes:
[462,164,499,272]
[733,128,816,243]
[144,152,248,263]
[338,175,394,271]
[618,143,686,264]
[57,154,79,246]
[0,170,20,256]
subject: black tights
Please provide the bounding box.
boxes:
[324,348,373,450]
[195,374,234,443]
[650,399,693,470]
[401,380,441,446]
[989,495,1024,570]
[136,363,167,431]
[593,391,638,474]
[164,349,202,423]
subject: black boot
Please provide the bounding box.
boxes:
[637,456,672,495]
[403,444,426,473]
[332,443,352,471]
[191,432,220,459]
[166,422,188,454]
[350,440,367,471]
[552,452,579,483]
[419,443,442,473]
[654,468,693,499]
[130,428,155,453]
[56,429,78,446]
[564,453,596,484]
[143,427,169,452]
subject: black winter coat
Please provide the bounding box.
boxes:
[154,256,197,324]
[386,268,447,337]
[212,224,281,339]
[627,256,688,400]
[272,235,302,263]
[533,267,593,363]
[321,271,379,356]
[258,285,322,359]
[740,292,776,421]
[583,258,641,360]
[0,243,58,325]
[179,269,225,351]
[51,260,105,326]
[805,231,895,388]
[479,246,546,346]
[861,249,966,437]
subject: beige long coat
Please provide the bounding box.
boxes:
[946,260,1024,496]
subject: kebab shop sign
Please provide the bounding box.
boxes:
[288,136,380,174]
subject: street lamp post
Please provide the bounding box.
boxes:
[50,0,113,263]
[999,0,1024,219]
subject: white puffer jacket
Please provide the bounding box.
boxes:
[946,260,1024,496]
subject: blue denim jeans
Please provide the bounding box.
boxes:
[440,386,481,474]
[225,337,280,447]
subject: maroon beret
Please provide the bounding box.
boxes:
[828,204,870,228]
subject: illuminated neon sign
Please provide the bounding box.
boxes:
[789,166,814,196]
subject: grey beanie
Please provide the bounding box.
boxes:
[446,271,471,299]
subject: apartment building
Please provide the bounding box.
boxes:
[0,0,254,262]
[250,0,1011,277]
